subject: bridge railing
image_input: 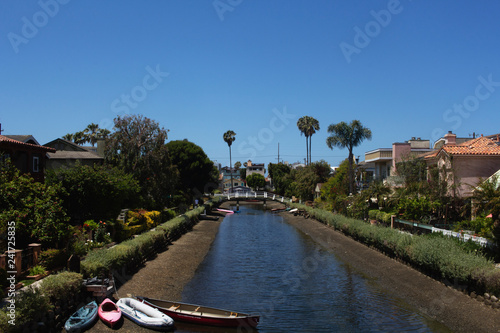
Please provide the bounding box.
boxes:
[212,191,292,203]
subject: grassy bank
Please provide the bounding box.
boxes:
[292,204,500,296]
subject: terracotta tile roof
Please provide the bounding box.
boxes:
[0,135,56,153]
[428,136,500,158]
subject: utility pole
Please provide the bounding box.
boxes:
[277,143,280,164]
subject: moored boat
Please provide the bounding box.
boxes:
[98,298,122,328]
[136,296,260,328]
[216,208,234,214]
[117,297,174,330]
[64,300,98,333]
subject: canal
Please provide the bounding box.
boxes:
[179,205,451,332]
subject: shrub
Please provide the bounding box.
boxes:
[39,248,68,271]
[28,265,47,276]
[13,286,52,327]
[40,271,83,304]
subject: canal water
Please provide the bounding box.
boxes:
[179,205,451,333]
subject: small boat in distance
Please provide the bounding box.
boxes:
[136,296,260,328]
[117,297,174,330]
[216,208,234,214]
[98,298,122,328]
[64,300,98,332]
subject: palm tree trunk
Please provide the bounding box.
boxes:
[229,146,233,193]
[348,150,354,194]
[305,136,309,165]
[309,135,312,165]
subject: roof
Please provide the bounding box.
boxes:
[426,136,500,159]
[0,135,55,153]
[44,138,89,152]
[47,150,102,160]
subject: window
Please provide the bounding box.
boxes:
[33,156,40,172]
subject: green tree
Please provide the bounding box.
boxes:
[62,133,73,141]
[223,130,236,192]
[246,173,266,190]
[326,120,372,195]
[166,140,218,200]
[0,160,70,250]
[84,123,99,147]
[46,163,140,223]
[104,114,178,209]
[297,116,320,165]
[268,163,291,195]
[293,166,320,201]
[310,160,331,183]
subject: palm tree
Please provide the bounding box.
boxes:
[223,130,236,193]
[297,116,320,165]
[73,131,86,145]
[84,123,100,146]
[62,133,74,142]
[326,120,372,195]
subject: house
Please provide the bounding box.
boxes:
[219,166,246,192]
[424,132,500,197]
[364,137,433,182]
[0,134,55,182]
[246,160,266,178]
[43,138,104,170]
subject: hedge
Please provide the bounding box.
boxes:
[81,204,209,277]
[293,204,500,295]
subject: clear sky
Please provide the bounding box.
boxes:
[2,0,500,169]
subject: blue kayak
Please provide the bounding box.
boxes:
[64,300,98,332]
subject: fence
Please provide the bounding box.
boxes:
[0,243,42,276]
[392,217,492,247]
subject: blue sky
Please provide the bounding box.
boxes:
[2,0,500,169]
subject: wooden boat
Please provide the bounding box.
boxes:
[64,300,98,332]
[136,296,260,328]
[98,298,122,328]
[117,297,174,330]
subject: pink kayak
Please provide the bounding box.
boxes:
[98,298,122,328]
[216,208,234,214]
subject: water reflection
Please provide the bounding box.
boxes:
[180,206,450,333]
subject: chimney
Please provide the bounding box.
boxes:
[444,131,456,145]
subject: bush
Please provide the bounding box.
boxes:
[27,265,47,276]
[40,271,83,304]
[13,286,52,327]
[39,248,68,271]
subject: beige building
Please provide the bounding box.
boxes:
[424,132,500,197]
[245,160,266,178]
[364,137,432,181]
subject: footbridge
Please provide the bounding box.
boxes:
[213,191,292,210]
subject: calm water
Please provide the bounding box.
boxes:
[179,205,451,333]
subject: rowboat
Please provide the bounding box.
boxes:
[64,300,98,332]
[136,296,260,328]
[117,297,174,330]
[98,298,122,328]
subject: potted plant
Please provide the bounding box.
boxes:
[26,265,48,281]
